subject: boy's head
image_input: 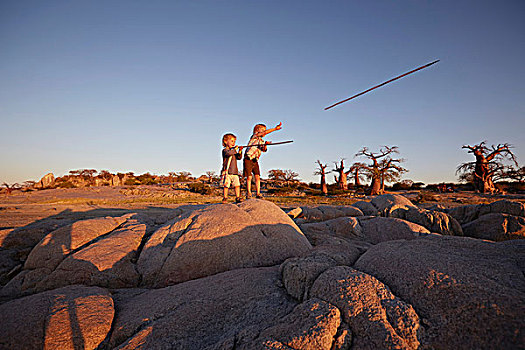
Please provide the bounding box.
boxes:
[222,133,237,147]
[253,124,266,134]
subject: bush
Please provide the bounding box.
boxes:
[136,173,159,185]
[124,178,140,186]
[328,189,348,196]
[188,183,213,195]
[57,181,76,189]
[495,181,525,193]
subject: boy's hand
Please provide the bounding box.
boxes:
[275,122,282,130]
[238,146,244,151]
[265,141,271,144]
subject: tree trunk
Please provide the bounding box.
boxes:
[339,172,348,190]
[354,172,361,187]
[370,177,381,195]
[474,156,496,193]
[321,176,327,195]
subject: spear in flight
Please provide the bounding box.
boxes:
[324,59,440,110]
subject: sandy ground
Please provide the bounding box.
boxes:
[1,186,524,232]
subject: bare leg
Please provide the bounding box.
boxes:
[246,175,252,197]
[255,175,261,196]
[223,187,228,200]
[234,186,241,198]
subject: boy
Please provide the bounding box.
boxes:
[243,122,282,199]
[221,133,244,203]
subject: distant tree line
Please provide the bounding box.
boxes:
[2,141,522,195]
[310,140,523,196]
[315,145,408,196]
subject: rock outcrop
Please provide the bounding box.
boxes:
[37,173,55,189]
[294,194,462,237]
[293,205,364,223]
[370,194,416,214]
[310,266,422,350]
[1,194,524,349]
[241,298,343,350]
[37,217,146,291]
[300,215,429,245]
[461,212,525,241]
[351,200,380,216]
[355,235,525,349]
[448,199,525,224]
[137,199,312,287]
[0,285,114,350]
[110,175,120,186]
[389,206,463,236]
[446,200,525,241]
[110,266,339,349]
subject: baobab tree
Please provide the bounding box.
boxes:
[2,182,20,195]
[457,142,518,193]
[205,171,216,183]
[314,160,328,195]
[268,169,286,182]
[349,162,367,187]
[378,157,408,193]
[283,170,299,182]
[355,146,407,195]
[268,169,300,186]
[332,159,351,190]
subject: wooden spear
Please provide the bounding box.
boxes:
[237,140,293,148]
[324,59,440,110]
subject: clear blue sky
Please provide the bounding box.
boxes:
[1,0,524,185]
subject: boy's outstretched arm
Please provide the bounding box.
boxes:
[258,122,283,137]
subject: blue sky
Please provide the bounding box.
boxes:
[1,0,524,185]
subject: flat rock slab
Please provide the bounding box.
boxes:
[300,217,363,241]
[355,236,525,349]
[137,199,312,287]
[357,216,430,244]
[370,194,416,214]
[298,205,363,223]
[12,216,130,293]
[110,266,302,349]
[0,285,114,350]
[352,200,380,216]
[35,217,146,291]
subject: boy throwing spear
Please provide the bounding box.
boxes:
[244,122,282,199]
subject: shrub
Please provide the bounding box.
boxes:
[124,178,140,186]
[136,173,158,185]
[328,189,348,196]
[188,183,213,195]
[57,181,76,189]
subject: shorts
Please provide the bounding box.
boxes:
[222,174,240,188]
[243,158,260,177]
